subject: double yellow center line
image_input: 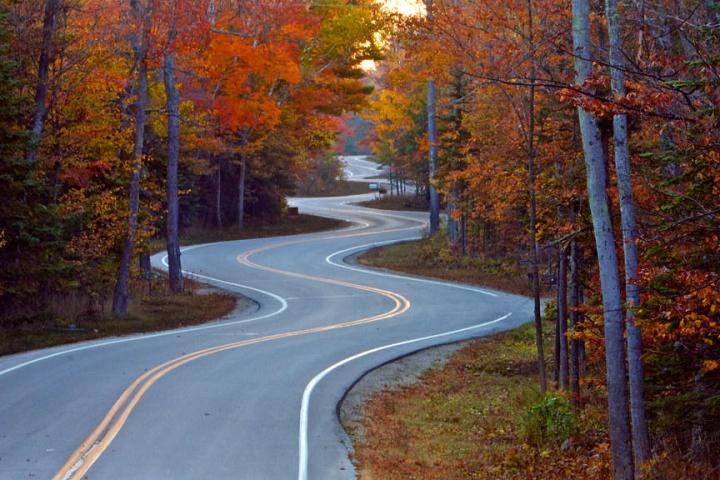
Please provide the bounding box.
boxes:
[54,225,415,479]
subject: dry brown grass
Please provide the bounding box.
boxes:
[356,194,429,212]
[1,213,345,357]
[296,180,371,197]
[352,322,617,480]
[0,278,240,356]
[148,213,348,252]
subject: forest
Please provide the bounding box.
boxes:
[0,0,718,478]
[366,0,719,478]
[0,0,384,320]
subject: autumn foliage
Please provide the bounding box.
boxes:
[0,0,384,318]
[365,0,720,475]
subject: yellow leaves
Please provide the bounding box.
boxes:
[703,360,719,373]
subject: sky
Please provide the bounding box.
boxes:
[360,0,424,71]
[384,0,424,16]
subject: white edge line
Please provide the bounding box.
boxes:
[0,249,288,378]
[325,240,499,297]
[297,312,513,480]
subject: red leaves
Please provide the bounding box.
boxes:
[60,161,113,188]
[556,75,677,118]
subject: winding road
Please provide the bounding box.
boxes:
[0,156,533,479]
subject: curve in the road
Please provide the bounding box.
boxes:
[297,311,512,480]
[54,217,423,480]
[1,156,529,480]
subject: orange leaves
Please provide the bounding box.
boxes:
[703,360,719,373]
[213,94,280,132]
[556,75,677,118]
[194,1,319,135]
[639,266,720,361]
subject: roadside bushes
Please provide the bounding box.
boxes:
[520,394,577,450]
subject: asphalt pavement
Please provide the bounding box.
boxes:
[0,155,533,479]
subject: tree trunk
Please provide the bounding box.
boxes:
[112,1,148,318]
[426,1,440,234]
[27,0,61,163]
[215,162,223,228]
[569,238,582,403]
[526,0,547,394]
[558,246,569,390]
[554,305,560,387]
[606,0,651,467]
[460,208,467,256]
[237,155,246,229]
[139,253,151,275]
[571,0,634,476]
[427,77,440,235]
[447,187,458,244]
[164,25,183,294]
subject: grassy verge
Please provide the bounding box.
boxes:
[150,214,348,251]
[356,194,428,212]
[2,213,344,357]
[352,238,710,480]
[358,237,532,296]
[350,322,615,480]
[0,278,241,357]
[296,180,370,197]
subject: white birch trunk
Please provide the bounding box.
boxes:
[605,0,651,466]
[571,0,635,476]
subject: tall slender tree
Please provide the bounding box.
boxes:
[570,0,634,476]
[237,151,247,229]
[27,0,60,163]
[605,0,651,467]
[112,0,150,318]
[525,0,547,394]
[164,1,183,293]
[558,246,569,389]
[569,237,583,402]
[425,0,440,234]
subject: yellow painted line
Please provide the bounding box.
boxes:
[54,224,417,480]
